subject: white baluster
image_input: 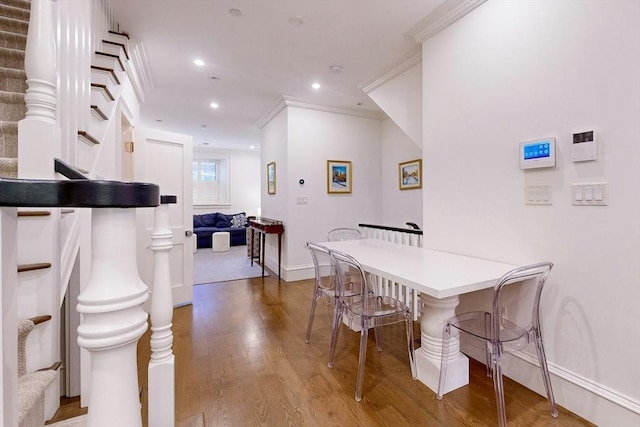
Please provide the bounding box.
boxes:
[77,208,148,427]
[24,0,57,123]
[148,199,175,427]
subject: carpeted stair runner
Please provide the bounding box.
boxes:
[0,0,29,178]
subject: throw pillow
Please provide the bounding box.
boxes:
[230,213,247,228]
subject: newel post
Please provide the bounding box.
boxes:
[24,0,57,122]
[76,208,148,427]
[148,195,177,427]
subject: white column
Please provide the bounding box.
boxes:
[77,208,148,427]
[415,294,469,394]
[148,202,175,427]
[24,0,57,123]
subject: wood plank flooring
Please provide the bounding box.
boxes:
[51,273,594,426]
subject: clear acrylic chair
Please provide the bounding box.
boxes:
[437,262,557,427]
[328,249,416,401]
[305,242,366,344]
[327,227,363,241]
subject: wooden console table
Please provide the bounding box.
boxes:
[248,217,284,279]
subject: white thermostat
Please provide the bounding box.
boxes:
[571,131,597,162]
[519,137,556,170]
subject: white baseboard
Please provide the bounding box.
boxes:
[462,344,640,426]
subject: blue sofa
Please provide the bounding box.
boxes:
[193,212,249,249]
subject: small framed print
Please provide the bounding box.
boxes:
[327,160,352,194]
[267,162,276,194]
[399,159,422,190]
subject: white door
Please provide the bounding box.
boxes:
[133,127,193,306]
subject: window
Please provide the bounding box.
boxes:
[193,156,230,205]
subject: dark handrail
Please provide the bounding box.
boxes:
[0,178,159,208]
[54,158,88,180]
[358,223,423,235]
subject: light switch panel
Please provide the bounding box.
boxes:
[572,182,608,206]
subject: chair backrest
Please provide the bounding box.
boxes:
[330,249,368,303]
[305,242,336,292]
[327,228,363,242]
[492,262,553,342]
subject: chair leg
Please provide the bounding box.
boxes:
[436,323,452,400]
[484,312,492,377]
[492,344,507,427]
[534,329,558,418]
[374,322,383,352]
[327,304,343,368]
[355,318,369,401]
[304,292,320,343]
[405,315,416,379]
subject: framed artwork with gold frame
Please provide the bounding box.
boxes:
[399,159,422,190]
[327,160,352,194]
[267,162,276,194]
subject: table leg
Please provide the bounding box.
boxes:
[277,233,281,280]
[261,232,266,277]
[415,294,469,394]
[250,228,255,266]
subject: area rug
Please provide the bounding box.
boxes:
[193,245,268,284]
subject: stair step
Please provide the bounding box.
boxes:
[108,29,129,39]
[78,130,100,146]
[0,66,27,93]
[0,156,17,178]
[17,262,51,273]
[95,50,124,71]
[37,361,62,372]
[0,91,26,121]
[90,65,120,85]
[0,15,28,36]
[18,210,51,217]
[3,0,31,12]
[0,120,18,158]
[90,104,108,121]
[0,46,25,70]
[61,208,75,215]
[0,2,30,22]
[18,370,58,427]
[102,39,129,60]
[0,28,26,50]
[91,83,114,101]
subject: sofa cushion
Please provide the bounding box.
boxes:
[193,213,217,228]
[215,212,246,228]
[230,213,247,228]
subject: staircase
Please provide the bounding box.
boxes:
[0,0,28,178]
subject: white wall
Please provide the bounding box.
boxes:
[368,62,423,148]
[261,106,383,280]
[381,118,423,228]
[192,148,261,217]
[421,1,640,424]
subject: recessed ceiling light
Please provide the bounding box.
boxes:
[329,65,342,73]
[312,82,321,90]
[193,59,205,66]
[155,119,163,122]
[250,145,255,150]
[202,142,209,146]
[229,8,242,17]
[210,102,219,109]
[357,102,363,106]
[201,125,207,129]
[209,76,218,80]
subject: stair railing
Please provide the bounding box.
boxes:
[0,167,159,427]
[358,223,424,320]
[148,195,177,427]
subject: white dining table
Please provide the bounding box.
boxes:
[319,238,519,394]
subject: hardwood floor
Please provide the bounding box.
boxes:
[52,273,594,426]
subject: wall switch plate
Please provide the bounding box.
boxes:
[571,131,597,162]
[525,185,552,205]
[296,196,308,205]
[572,182,608,206]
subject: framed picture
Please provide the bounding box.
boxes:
[399,159,422,190]
[267,162,276,194]
[327,160,352,194]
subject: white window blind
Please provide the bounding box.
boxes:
[193,156,230,205]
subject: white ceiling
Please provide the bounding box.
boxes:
[111,0,446,150]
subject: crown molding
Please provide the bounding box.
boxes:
[255,96,384,129]
[360,50,422,94]
[407,0,487,43]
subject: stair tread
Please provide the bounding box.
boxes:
[46,414,88,427]
[0,15,29,35]
[0,3,30,22]
[17,262,52,272]
[18,370,58,425]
